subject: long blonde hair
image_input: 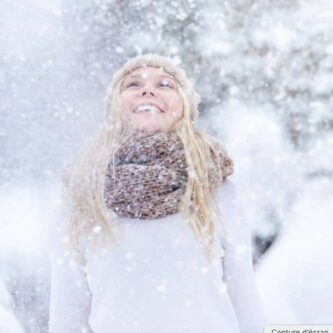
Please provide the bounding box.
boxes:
[61,64,231,266]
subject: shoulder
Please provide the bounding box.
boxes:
[213,180,252,249]
[213,180,240,225]
[45,202,72,255]
[213,179,237,204]
[213,179,247,221]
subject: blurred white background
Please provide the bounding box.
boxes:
[0,0,332,331]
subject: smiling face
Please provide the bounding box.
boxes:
[118,66,184,133]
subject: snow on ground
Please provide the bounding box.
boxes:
[0,279,25,333]
[0,181,61,333]
[256,178,333,323]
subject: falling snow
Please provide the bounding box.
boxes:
[0,0,333,332]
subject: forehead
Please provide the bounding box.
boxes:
[122,66,176,82]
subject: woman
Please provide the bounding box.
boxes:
[48,53,267,332]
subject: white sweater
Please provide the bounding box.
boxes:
[48,180,267,333]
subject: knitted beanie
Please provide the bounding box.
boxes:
[103,53,201,122]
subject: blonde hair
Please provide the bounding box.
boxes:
[61,64,230,267]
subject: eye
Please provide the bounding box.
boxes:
[123,79,174,89]
[125,81,140,88]
[160,79,174,88]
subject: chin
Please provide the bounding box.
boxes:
[142,126,166,132]
[131,123,167,132]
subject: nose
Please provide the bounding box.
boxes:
[139,83,157,97]
[141,90,155,96]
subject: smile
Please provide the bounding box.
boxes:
[133,103,165,113]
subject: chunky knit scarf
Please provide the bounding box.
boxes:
[104,129,234,219]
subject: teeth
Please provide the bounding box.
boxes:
[134,104,162,113]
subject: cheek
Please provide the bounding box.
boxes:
[119,92,132,107]
[168,109,183,120]
[168,95,183,117]
[119,93,136,117]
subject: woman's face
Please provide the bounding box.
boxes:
[118,66,184,132]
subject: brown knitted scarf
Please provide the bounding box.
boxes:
[104,129,234,219]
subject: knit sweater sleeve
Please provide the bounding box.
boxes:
[214,180,268,333]
[47,204,93,333]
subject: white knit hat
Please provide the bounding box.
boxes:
[104,53,201,120]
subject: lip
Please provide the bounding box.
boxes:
[132,102,165,113]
